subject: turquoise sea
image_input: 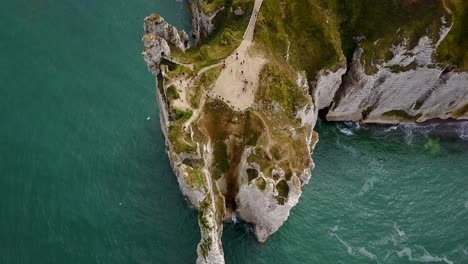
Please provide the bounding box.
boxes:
[1,0,467,263]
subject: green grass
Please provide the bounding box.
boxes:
[168,110,197,153]
[171,0,253,71]
[164,63,194,79]
[331,0,446,74]
[201,0,225,14]
[213,141,230,176]
[189,66,222,108]
[437,0,468,70]
[275,180,289,205]
[256,63,309,115]
[255,0,345,79]
[388,62,418,73]
[185,168,205,188]
[166,85,179,101]
[246,168,259,181]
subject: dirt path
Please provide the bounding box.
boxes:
[211,0,266,111]
[162,55,194,71]
[442,0,453,15]
[252,111,273,159]
[243,0,264,41]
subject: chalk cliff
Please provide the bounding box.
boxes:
[144,14,189,51]
[189,0,223,42]
[324,21,468,123]
[142,0,468,263]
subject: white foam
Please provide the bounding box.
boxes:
[456,124,468,141]
[338,127,354,136]
[394,223,406,237]
[383,125,398,133]
[358,247,377,260]
[397,247,412,258]
[231,212,238,224]
[397,245,454,263]
[332,233,354,255]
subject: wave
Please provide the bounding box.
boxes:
[337,126,355,136]
[359,247,377,261]
[329,119,468,143]
[331,233,354,255]
[397,246,454,264]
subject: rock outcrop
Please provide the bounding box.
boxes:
[144,14,190,51]
[189,0,223,43]
[323,20,468,123]
[142,34,171,76]
[235,130,318,242]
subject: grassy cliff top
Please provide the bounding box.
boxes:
[437,0,468,70]
[255,0,345,79]
[254,0,466,75]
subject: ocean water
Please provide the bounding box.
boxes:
[1,1,467,264]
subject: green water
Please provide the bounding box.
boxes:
[1,1,467,263]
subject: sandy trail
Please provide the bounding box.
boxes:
[212,0,266,111]
[169,62,223,112]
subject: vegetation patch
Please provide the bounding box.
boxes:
[256,63,309,115]
[332,0,445,74]
[201,0,225,14]
[213,141,230,176]
[171,0,253,71]
[197,100,264,208]
[246,109,311,182]
[437,0,468,70]
[168,110,197,153]
[166,85,180,102]
[255,0,345,79]
[185,167,205,189]
[165,63,194,79]
[189,66,222,108]
[383,110,422,121]
[453,103,468,117]
[388,62,418,73]
[275,180,289,205]
[255,177,266,191]
[246,168,259,181]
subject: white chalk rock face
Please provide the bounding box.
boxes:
[190,0,223,42]
[326,21,468,123]
[313,67,347,110]
[196,192,225,264]
[144,14,190,51]
[236,173,305,242]
[235,130,318,242]
[141,34,171,76]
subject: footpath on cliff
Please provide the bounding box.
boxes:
[168,0,264,114]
